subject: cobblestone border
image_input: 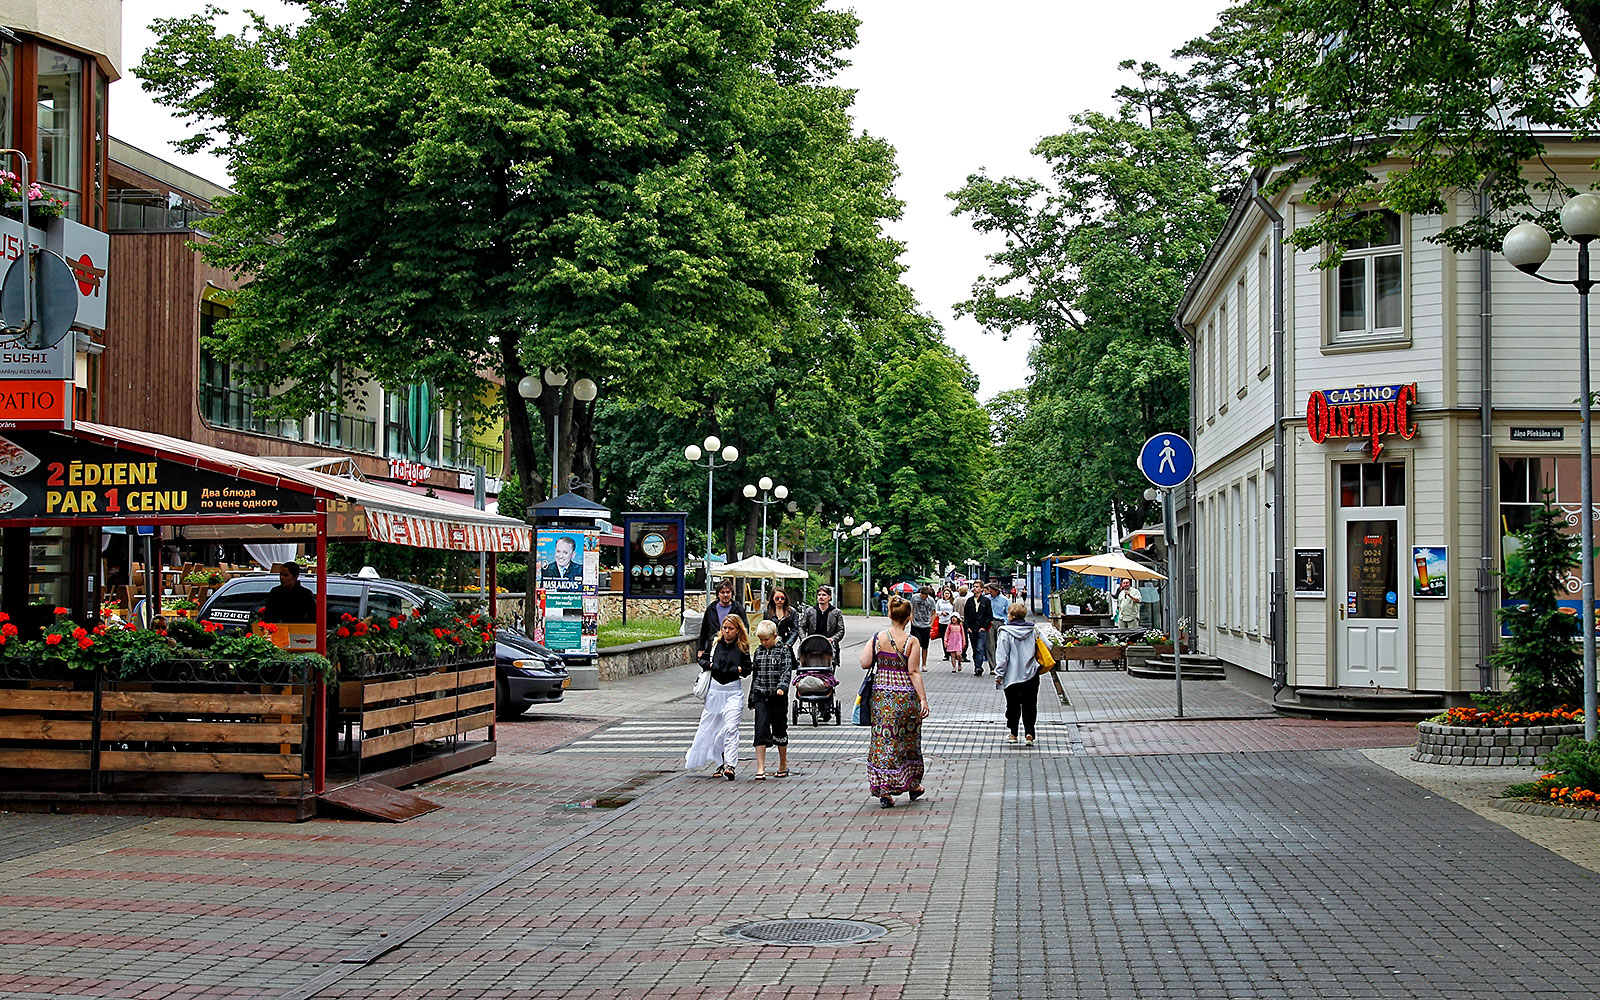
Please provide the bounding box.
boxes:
[1412,721,1584,766]
[1492,797,1600,822]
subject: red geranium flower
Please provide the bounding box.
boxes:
[432,627,447,639]
[388,617,402,629]
[0,634,8,645]
[412,609,423,618]
[71,626,87,640]
[53,607,69,615]
[45,633,62,646]
[335,626,351,638]
[0,611,10,623]
[92,624,107,635]
[202,621,222,633]
[259,622,277,634]
[1,623,16,637]
[481,632,492,642]
[76,636,94,650]
[341,612,357,622]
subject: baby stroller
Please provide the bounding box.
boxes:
[792,634,842,726]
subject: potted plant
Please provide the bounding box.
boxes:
[0,171,68,225]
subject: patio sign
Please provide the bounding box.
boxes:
[1305,383,1416,458]
[0,431,314,519]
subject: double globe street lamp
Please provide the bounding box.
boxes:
[1502,193,1600,742]
[830,515,856,599]
[851,520,881,613]
[684,436,739,601]
[516,367,598,499]
[742,477,789,559]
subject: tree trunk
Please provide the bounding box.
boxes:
[498,341,541,622]
[1563,0,1600,72]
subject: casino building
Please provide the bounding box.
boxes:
[1176,145,1600,706]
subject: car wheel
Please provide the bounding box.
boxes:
[495,681,525,720]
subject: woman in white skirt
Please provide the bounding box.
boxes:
[685,614,752,779]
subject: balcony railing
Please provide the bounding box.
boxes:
[314,412,378,454]
[440,439,504,478]
[199,383,304,441]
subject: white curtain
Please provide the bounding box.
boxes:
[245,543,300,570]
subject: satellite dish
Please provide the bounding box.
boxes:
[0,248,78,349]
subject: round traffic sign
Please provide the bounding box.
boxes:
[1138,432,1195,489]
[1,248,78,348]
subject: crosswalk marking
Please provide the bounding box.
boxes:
[549,718,1076,756]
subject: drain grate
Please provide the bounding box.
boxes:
[724,918,887,947]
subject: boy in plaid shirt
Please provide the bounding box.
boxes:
[750,619,796,779]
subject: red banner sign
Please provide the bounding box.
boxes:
[1306,383,1416,458]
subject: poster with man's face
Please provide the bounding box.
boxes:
[537,527,600,657]
[537,531,587,591]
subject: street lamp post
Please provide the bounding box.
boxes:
[742,477,789,559]
[517,368,598,499]
[831,515,855,600]
[851,521,878,613]
[683,436,740,601]
[1503,193,1600,743]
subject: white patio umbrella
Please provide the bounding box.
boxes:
[715,555,808,580]
[1059,552,1166,581]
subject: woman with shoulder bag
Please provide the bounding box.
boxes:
[685,615,752,779]
[992,601,1042,746]
[861,596,930,808]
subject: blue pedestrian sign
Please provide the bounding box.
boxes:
[1138,432,1195,489]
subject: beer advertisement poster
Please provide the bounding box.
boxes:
[1292,548,1325,598]
[1412,545,1448,599]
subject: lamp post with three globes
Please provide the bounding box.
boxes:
[683,437,739,601]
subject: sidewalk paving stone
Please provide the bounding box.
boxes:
[0,612,1595,999]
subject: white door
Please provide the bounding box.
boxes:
[1336,508,1407,687]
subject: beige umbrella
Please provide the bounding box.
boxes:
[1059,552,1166,581]
[715,555,808,580]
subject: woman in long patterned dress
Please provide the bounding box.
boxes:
[860,596,930,808]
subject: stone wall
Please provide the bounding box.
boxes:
[595,636,697,682]
[1412,721,1584,766]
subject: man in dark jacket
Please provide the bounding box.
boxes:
[698,580,748,664]
[798,585,847,668]
[963,584,994,676]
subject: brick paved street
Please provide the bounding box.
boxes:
[0,614,1595,999]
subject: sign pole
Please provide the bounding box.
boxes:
[1165,486,1183,718]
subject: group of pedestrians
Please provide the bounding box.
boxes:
[685,576,1044,802]
[685,581,844,781]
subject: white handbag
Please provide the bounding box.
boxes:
[693,668,712,701]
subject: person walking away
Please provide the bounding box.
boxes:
[910,585,936,659]
[686,614,752,779]
[985,582,1008,669]
[934,587,956,666]
[1115,578,1142,630]
[698,580,748,664]
[963,582,993,675]
[878,585,890,615]
[748,619,795,779]
[799,585,847,669]
[993,602,1042,746]
[861,597,929,807]
[763,588,799,650]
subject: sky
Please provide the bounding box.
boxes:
[114,0,1229,402]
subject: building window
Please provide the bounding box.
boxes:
[312,366,377,453]
[1235,278,1248,394]
[1218,305,1229,411]
[1247,476,1260,633]
[1231,483,1243,627]
[1498,456,1593,606]
[1195,499,1206,626]
[0,42,14,150]
[1257,247,1270,376]
[36,46,84,216]
[1338,461,1406,508]
[1206,319,1217,420]
[197,304,303,440]
[1333,210,1404,343]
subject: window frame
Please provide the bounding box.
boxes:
[1324,209,1410,350]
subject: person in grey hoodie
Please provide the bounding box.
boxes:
[993,601,1041,746]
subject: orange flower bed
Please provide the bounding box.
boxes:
[1438,706,1585,728]
[1545,784,1600,809]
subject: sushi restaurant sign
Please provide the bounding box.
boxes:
[1306,383,1417,458]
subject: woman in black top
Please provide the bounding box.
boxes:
[763,588,799,649]
[685,615,753,779]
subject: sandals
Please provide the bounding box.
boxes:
[1007,734,1017,744]
[909,788,925,801]
[711,765,727,778]
[754,773,767,781]
[724,769,736,781]
[1026,735,1036,746]
[774,770,790,778]
[878,796,894,809]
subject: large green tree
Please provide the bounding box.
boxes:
[951,109,1226,552]
[137,0,898,593]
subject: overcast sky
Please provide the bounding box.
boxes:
[115,0,1229,401]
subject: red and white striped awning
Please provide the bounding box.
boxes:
[366,509,530,552]
[62,422,532,553]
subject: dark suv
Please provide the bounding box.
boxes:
[197,574,568,718]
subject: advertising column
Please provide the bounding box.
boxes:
[536,526,599,658]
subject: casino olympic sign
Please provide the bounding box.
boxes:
[1305,383,1416,458]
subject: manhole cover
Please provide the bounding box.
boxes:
[724,918,887,946]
